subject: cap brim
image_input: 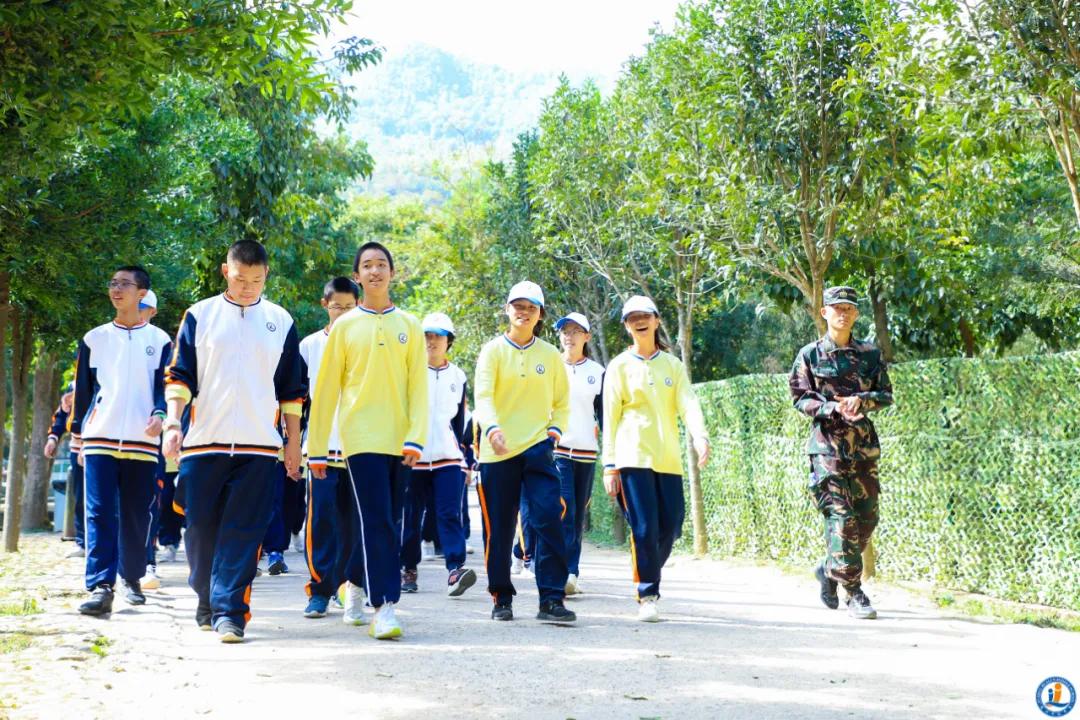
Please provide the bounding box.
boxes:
[507,296,543,307]
[424,328,452,336]
[554,317,587,332]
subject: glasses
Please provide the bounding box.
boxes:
[560,327,586,336]
[327,304,356,312]
[106,280,138,290]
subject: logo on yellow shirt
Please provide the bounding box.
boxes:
[536,364,546,375]
[398,333,408,344]
[664,377,673,386]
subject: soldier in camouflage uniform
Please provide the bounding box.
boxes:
[789,286,893,620]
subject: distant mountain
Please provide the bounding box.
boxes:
[343,45,566,199]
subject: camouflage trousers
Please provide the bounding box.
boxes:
[808,456,880,592]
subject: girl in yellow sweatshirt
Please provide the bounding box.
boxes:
[602,295,709,622]
[474,281,575,623]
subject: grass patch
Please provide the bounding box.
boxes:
[931,590,1080,632]
[0,598,41,616]
[0,632,34,654]
[90,634,111,658]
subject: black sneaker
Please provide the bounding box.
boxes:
[79,585,114,616]
[846,589,878,620]
[123,580,146,605]
[216,618,245,643]
[815,563,839,610]
[267,552,288,576]
[491,602,513,621]
[447,567,477,597]
[196,602,212,631]
[401,569,418,593]
[537,601,576,623]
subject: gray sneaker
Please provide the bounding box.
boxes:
[846,589,878,620]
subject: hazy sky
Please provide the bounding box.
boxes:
[337,0,685,77]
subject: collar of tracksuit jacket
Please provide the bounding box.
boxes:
[72,320,172,462]
[164,293,305,459]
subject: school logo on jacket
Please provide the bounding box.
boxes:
[266,322,277,332]
[398,333,408,344]
[145,346,156,356]
[450,383,457,393]
[536,364,546,375]
[587,375,596,384]
[664,377,673,387]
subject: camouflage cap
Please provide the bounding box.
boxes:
[823,286,859,306]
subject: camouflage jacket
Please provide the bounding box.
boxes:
[789,336,894,460]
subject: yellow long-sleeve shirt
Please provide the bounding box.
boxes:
[307,305,428,467]
[602,349,707,476]
[473,334,570,463]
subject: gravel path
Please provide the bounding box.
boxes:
[1,497,1076,720]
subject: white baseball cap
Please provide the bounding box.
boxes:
[422,312,456,336]
[554,312,590,333]
[620,295,659,320]
[140,289,158,310]
[506,281,545,308]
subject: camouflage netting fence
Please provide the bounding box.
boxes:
[589,351,1080,611]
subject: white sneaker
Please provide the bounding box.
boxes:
[291,532,304,554]
[66,547,85,559]
[343,582,369,626]
[161,544,178,563]
[466,545,475,555]
[142,565,162,590]
[637,596,660,623]
[511,557,523,576]
[565,573,579,596]
[421,541,436,561]
[520,563,534,579]
[368,602,403,640]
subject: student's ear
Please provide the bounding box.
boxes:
[321,298,329,309]
[137,289,147,302]
[820,306,828,319]
[264,265,271,280]
[352,271,362,285]
[220,263,229,280]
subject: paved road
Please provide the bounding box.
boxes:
[3,497,1077,720]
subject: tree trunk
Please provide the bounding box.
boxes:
[2,310,33,552]
[867,277,895,363]
[959,318,977,358]
[809,272,826,336]
[676,304,709,556]
[0,272,9,541]
[23,350,58,530]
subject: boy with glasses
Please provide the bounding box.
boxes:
[72,267,172,616]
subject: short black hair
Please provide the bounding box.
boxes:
[353,241,394,273]
[227,240,269,268]
[116,265,151,290]
[323,276,360,301]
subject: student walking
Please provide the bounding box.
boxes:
[552,312,604,596]
[71,266,172,617]
[45,384,85,557]
[602,295,709,622]
[307,242,428,640]
[162,240,306,643]
[399,312,476,597]
[474,281,574,623]
[298,277,360,619]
